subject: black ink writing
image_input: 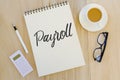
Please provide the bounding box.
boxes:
[34,23,73,48]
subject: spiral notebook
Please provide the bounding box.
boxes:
[24,1,85,77]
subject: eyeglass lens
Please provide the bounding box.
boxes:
[97,33,106,45]
[93,48,102,61]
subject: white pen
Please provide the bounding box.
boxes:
[12,24,28,54]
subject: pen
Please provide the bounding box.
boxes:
[12,24,28,54]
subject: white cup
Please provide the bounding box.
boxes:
[79,3,108,32]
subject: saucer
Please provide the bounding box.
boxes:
[79,3,108,32]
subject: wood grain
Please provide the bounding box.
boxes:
[87,0,120,80]
[0,0,120,80]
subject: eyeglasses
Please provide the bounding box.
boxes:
[93,32,108,62]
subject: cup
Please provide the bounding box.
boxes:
[79,3,108,32]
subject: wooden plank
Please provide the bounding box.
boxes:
[87,0,120,80]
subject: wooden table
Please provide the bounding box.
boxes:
[0,0,120,80]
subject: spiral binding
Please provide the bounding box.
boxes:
[25,1,68,16]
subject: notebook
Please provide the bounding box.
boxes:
[24,1,85,77]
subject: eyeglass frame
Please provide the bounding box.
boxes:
[93,32,108,62]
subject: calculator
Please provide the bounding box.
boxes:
[9,50,33,77]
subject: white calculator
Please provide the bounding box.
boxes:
[9,50,33,77]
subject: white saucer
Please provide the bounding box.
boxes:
[79,3,108,32]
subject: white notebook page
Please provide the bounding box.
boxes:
[24,2,85,77]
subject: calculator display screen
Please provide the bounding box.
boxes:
[13,54,21,61]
